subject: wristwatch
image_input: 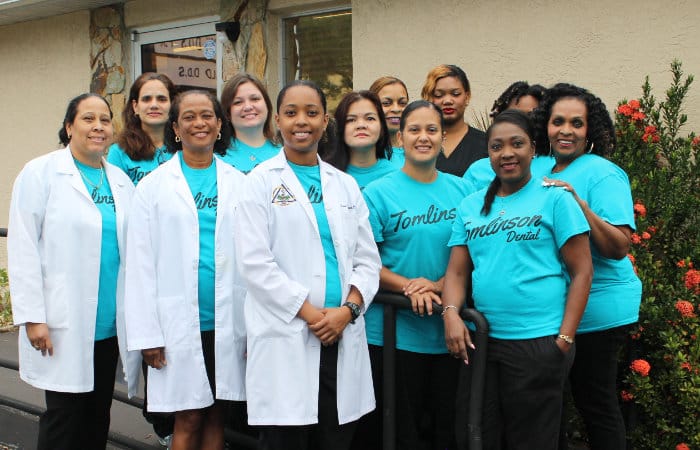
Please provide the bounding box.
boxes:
[343,302,361,324]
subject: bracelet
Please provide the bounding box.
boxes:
[441,305,459,317]
[557,334,575,345]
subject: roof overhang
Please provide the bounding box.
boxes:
[0,0,122,26]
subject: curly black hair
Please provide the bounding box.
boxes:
[531,83,615,157]
[490,81,546,118]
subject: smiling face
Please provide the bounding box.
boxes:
[488,121,535,193]
[172,93,222,154]
[343,98,382,154]
[132,79,171,128]
[377,83,409,135]
[229,81,269,133]
[430,76,470,126]
[275,85,329,164]
[547,97,588,164]
[398,106,444,167]
[65,96,113,165]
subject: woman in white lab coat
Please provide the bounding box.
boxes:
[8,93,137,450]
[124,90,247,450]
[235,80,381,450]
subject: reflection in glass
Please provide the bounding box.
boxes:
[141,35,217,93]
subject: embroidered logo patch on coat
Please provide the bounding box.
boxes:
[271,184,296,206]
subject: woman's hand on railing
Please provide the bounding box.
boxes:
[443,310,474,364]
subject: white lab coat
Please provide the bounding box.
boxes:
[234,151,381,426]
[8,147,140,395]
[123,155,247,412]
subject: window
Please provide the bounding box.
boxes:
[131,17,221,94]
[283,9,352,112]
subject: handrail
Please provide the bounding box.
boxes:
[374,291,488,450]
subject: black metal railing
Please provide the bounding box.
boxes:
[376,291,488,450]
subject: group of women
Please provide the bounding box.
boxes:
[8,63,640,450]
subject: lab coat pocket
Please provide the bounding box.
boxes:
[156,295,192,350]
[44,274,68,328]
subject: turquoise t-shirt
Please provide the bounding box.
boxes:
[363,170,471,353]
[387,146,405,168]
[538,154,642,333]
[449,177,590,339]
[74,159,119,340]
[180,153,218,331]
[107,143,171,185]
[346,158,397,190]
[288,162,343,307]
[219,138,280,174]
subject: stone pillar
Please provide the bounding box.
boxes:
[89,5,126,132]
[219,0,269,83]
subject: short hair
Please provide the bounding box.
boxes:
[164,90,231,156]
[420,64,471,100]
[399,100,445,132]
[532,83,615,157]
[328,90,392,171]
[118,72,176,161]
[220,72,275,142]
[490,81,546,118]
[58,93,112,146]
[368,76,408,98]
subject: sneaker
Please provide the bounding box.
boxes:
[158,434,173,449]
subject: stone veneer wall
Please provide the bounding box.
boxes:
[89,5,127,132]
[219,0,269,83]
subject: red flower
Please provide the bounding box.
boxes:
[617,104,633,117]
[646,225,657,233]
[620,390,634,402]
[644,125,657,134]
[692,136,700,147]
[641,231,651,240]
[675,300,696,318]
[678,260,687,268]
[681,362,692,372]
[632,111,646,121]
[633,203,647,218]
[627,254,636,264]
[676,444,690,450]
[685,269,700,293]
[628,99,641,110]
[630,359,651,377]
[631,233,642,245]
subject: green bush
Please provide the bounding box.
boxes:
[611,60,700,450]
[0,268,12,329]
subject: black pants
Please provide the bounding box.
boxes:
[395,349,461,450]
[37,336,119,450]
[258,343,358,450]
[482,335,575,450]
[142,360,175,438]
[568,326,629,450]
[350,344,383,450]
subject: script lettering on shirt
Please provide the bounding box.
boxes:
[307,185,323,204]
[126,166,151,183]
[463,214,543,242]
[389,204,457,232]
[193,192,218,210]
[91,188,115,211]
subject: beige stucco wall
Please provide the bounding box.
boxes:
[0,11,92,267]
[353,0,700,133]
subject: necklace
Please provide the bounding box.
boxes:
[77,165,105,190]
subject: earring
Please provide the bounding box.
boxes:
[217,132,222,141]
[68,134,72,140]
[587,141,595,153]
[175,135,181,143]
[548,142,554,157]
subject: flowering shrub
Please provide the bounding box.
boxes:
[612,61,700,449]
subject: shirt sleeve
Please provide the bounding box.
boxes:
[552,188,591,249]
[588,169,636,230]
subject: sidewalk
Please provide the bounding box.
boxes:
[0,329,161,450]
